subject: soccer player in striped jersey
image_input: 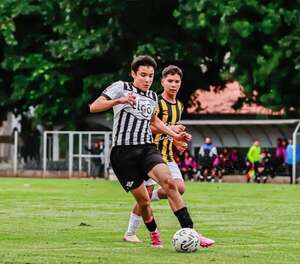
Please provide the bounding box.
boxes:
[90,56,214,248]
[124,65,215,248]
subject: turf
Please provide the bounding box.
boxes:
[0,178,299,264]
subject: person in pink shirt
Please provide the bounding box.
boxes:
[181,151,199,180]
[275,138,287,174]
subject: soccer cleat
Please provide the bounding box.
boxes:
[150,230,163,248]
[198,234,215,248]
[123,233,142,243]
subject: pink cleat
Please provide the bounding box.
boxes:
[150,230,163,248]
[198,234,215,248]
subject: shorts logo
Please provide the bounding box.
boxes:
[125,181,134,188]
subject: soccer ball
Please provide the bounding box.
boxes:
[172,228,200,253]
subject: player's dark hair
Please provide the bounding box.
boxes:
[131,55,157,73]
[162,65,183,79]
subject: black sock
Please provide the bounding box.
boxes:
[174,207,194,228]
[144,217,157,232]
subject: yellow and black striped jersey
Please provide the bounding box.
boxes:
[153,95,184,162]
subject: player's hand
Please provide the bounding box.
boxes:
[119,93,136,106]
[170,124,186,133]
[127,93,136,106]
[183,132,192,142]
[173,139,188,152]
[174,132,192,142]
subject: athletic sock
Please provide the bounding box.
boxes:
[151,189,160,201]
[144,217,157,232]
[126,212,142,235]
[174,207,194,228]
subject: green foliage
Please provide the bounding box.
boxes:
[0,0,125,128]
[1,0,300,129]
[175,0,300,113]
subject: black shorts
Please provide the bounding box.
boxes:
[110,144,165,192]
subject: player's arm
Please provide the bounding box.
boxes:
[149,105,186,134]
[150,104,160,134]
[150,115,191,142]
[173,130,192,152]
[150,123,185,135]
[89,93,136,113]
[173,138,188,152]
[172,102,189,152]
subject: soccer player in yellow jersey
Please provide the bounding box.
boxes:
[124,65,215,247]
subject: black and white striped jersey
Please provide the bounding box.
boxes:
[101,81,158,147]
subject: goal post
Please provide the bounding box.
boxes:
[292,121,300,184]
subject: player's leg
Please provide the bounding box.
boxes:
[151,161,185,201]
[130,184,162,247]
[125,161,184,240]
[148,163,215,247]
[110,145,162,247]
[143,145,214,247]
[152,178,184,200]
[124,181,155,242]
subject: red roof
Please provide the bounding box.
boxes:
[187,81,285,116]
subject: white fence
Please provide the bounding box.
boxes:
[0,130,113,178]
[43,131,112,178]
[1,124,300,183]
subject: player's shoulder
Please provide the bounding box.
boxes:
[176,99,184,107]
[157,94,164,102]
[106,80,125,90]
[148,90,158,102]
[112,80,124,86]
[159,96,184,109]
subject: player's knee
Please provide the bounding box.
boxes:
[177,185,185,195]
[164,178,177,192]
[137,197,151,210]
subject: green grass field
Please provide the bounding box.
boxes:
[0,178,299,264]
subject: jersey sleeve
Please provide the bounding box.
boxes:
[178,100,184,114]
[153,103,160,116]
[101,81,123,100]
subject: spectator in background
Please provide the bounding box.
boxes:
[180,151,198,181]
[285,138,300,184]
[256,149,274,183]
[245,140,261,183]
[85,141,104,178]
[275,138,287,175]
[211,152,225,182]
[20,127,41,167]
[221,148,234,175]
[230,148,242,173]
[198,137,218,181]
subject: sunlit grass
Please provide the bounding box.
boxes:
[0,178,299,264]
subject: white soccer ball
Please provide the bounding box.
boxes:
[172,228,200,253]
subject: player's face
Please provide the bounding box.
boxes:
[161,73,182,97]
[131,66,155,91]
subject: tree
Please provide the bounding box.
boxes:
[1,0,300,130]
[174,0,300,116]
[0,0,126,129]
